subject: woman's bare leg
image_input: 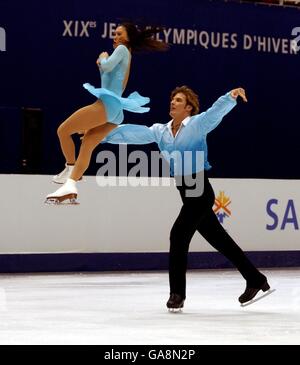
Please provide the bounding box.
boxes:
[57,100,107,164]
[70,122,117,181]
[46,121,117,203]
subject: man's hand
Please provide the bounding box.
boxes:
[230,88,248,102]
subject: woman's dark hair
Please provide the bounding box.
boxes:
[120,22,169,52]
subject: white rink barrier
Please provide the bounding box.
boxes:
[0,174,299,254]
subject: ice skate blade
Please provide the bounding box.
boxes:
[240,289,276,307]
[45,198,79,205]
[168,308,183,313]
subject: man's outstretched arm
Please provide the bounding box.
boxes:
[102,124,158,145]
[195,88,247,134]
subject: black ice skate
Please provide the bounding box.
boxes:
[166,293,185,312]
[239,279,275,307]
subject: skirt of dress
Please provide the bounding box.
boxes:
[83,83,150,125]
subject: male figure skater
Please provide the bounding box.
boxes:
[103,86,273,310]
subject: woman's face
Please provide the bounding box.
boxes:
[113,26,129,49]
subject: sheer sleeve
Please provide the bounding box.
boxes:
[99,45,129,73]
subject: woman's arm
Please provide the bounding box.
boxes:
[98,45,129,73]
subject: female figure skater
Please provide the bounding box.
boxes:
[46,22,168,204]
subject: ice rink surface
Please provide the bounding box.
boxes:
[0,268,299,345]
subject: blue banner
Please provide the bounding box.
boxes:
[0,0,299,178]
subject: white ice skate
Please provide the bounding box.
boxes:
[52,164,74,184]
[45,178,79,205]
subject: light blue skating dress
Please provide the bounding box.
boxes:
[83,44,150,124]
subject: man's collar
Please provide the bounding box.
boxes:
[167,116,191,127]
[182,116,191,126]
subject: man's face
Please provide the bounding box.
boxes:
[169,92,191,119]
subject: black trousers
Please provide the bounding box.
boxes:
[169,172,263,298]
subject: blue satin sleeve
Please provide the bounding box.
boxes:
[102,124,157,144]
[193,92,237,134]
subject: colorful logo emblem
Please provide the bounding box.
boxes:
[214,191,231,223]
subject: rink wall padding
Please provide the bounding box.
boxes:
[0,251,300,273]
[0,175,299,272]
